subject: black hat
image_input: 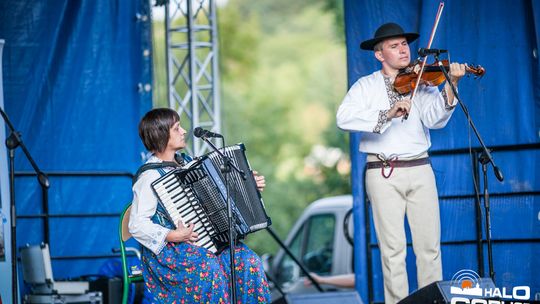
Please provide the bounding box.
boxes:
[360,22,419,50]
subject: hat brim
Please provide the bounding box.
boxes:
[360,33,419,50]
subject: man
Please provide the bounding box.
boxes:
[336,23,465,303]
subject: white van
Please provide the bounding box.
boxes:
[264,195,354,299]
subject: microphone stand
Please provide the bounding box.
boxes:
[198,135,244,304]
[433,54,503,281]
[265,227,325,292]
[0,106,50,304]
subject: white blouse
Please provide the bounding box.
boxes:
[128,155,173,255]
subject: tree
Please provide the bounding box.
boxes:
[151,0,350,254]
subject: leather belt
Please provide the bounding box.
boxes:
[366,157,431,178]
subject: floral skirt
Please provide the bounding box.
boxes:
[219,243,271,304]
[141,242,270,304]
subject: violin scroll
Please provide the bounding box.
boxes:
[465,64,485,78]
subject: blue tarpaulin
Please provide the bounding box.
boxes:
[0,0,539,303]
[344,0,540,302]
[0,1,152,302]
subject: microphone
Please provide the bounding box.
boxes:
[193,127,223,138]
[418,48,448,57]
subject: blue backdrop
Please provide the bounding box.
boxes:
[0,1,152,302]
[1,0,539,303]
[344,0,540,303]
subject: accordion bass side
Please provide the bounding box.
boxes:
[151,144,271,253]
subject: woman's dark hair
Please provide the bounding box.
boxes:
[138,108,180,153]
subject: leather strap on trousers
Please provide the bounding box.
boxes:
[366,157,431,178]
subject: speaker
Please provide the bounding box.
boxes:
[398,278,496,304]
[285,291,363,304]
[89,277,122,304]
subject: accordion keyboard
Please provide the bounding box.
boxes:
[152,171,218,253]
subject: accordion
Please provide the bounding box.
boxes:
[151,143,271,253]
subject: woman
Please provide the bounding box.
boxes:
[129,108,270,303]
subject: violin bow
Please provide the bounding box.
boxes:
[403,1,445,121]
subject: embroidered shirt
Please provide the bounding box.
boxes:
[336,70,457,158]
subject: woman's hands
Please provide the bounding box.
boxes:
[166,221,198,243]
[253,170,266,192]
[164,170,266,244]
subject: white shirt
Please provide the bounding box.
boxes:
[336,70,456,158]
[129,155,173,255]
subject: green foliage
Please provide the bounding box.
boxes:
[151,20,167,108]
[151,0,350,255]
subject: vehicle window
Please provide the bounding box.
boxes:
[275,213,336,287]
[302,214,335,275]
[275,221,306,286]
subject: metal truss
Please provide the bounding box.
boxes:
[165,0,221,156]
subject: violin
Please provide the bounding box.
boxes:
[393,59,485,95]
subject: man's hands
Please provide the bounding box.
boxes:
[444,62,466,107]
[166,221,198,243]
[387,99,411,119]
[304,272,324,286]
[388,62,466,118]
[448,62,466,84]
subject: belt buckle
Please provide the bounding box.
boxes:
[378,155,397,178]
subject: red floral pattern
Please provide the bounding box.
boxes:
[141,242,270,303]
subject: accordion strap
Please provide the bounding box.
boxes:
[133,153,193,185]
[132,162,177,185]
